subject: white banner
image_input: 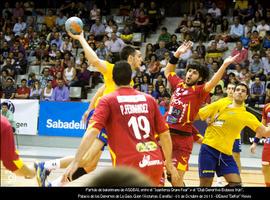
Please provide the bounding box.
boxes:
[1,99,39,135]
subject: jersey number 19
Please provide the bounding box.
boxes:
[128,116,150,140]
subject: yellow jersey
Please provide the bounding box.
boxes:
[94,61,133,107]
[103,61,117,96]
[200,97,232,125]
[208,97,244,140]
[199,101,262,155]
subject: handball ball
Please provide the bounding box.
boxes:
[65,17,83,35]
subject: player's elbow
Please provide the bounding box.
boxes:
[256,125,270,138]
[263,126,270,137]
[91,58,100,65]
[91,59,106,74]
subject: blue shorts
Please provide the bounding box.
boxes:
[199,144,239,178]
[232,139,241,153]
[87,110,107,149]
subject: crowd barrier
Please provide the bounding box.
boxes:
[38,101,89,137]
[1,99,88,137]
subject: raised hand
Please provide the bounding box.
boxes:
[175,41,193,57]
[223,53,240,66]
[67,30,84,41]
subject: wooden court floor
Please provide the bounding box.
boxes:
[1,158,265,187]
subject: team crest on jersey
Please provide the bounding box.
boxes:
[166,115,178,124]
[174,87,188,97]
[139,155,163,168]
[212,120,225,127]
[136,141,158,152]
[267,112,270,118]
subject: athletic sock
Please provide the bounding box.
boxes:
[44,159,61,171]
[216,177,222,183]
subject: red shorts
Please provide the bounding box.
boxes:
[262,143,270,165]
[171,134,193,171]
[138,165,164,186]
[1,150,24,172]
[115,152,164,186]
[1,117,23,171]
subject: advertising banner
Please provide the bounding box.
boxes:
[38,101,89,137]
[1,99,39,135]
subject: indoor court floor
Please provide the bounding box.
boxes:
[1,157,265,187]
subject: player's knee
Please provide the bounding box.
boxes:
[225,182,242,187]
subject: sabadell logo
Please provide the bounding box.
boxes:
[46,119,86,129]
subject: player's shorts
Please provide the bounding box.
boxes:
[87,109,107,149]
[1,118,24,172]
[171,134,193,171]
[2,150,24,172]
[199,144,239,178]
[139,164,164,186]
[232,139,242,153]
[262,140,270,165]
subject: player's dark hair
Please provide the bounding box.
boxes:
[113,61,132,86]
[186,64,209,84]
[120,46,136,61]
[235,83,250,95]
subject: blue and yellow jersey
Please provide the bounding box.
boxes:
[206,97,244,140]
[199,97,232,124]
[102,61,117,97]
[94,61,134,107]
[199,102,262,155]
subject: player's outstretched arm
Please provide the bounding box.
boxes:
[255,125,270,138]
[67,31,107,74]
[62,127,100,182]
[80,139,104,167]
[204,54,240,92]
[164,41,193,79]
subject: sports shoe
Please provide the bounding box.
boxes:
[214,181,223,187]
[35,162,50,187]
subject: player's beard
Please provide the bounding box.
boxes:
[185,77,198,86]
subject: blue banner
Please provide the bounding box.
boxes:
[38,101,89,137]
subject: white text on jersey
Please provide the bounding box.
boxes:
[120,104,149,115]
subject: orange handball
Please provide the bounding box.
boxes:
[65,17,83,35]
